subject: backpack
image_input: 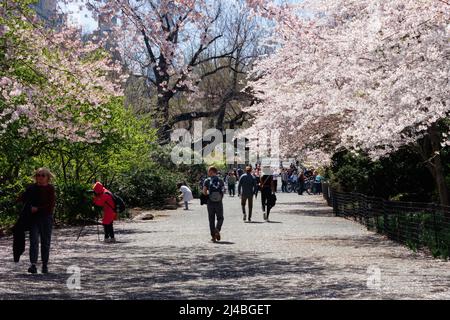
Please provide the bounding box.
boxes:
[105,191,126,214]
[208,177,223,202]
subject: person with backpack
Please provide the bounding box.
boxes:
[16,168,56,274]
[92,182,119,243]
[177,182,193,210]
[202,166,225,242]
[238,166,257,222]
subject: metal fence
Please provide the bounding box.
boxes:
[322,183,450,258]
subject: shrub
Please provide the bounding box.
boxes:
[119,166,183,208]
[54,182,99,225]
[0,177,32,231]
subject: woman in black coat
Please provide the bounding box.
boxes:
[16,168,56,274]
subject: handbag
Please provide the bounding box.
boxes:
[268,193,277,209]
[200,193,208,205]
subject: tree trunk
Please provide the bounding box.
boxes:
[156,95,171,144]
[417,123,450,207]
[428,123,450,207]
[432,156,449,207]
[216,106,226,132]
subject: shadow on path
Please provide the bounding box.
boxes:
[0,243,371,300]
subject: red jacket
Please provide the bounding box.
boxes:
[93,182,117,224]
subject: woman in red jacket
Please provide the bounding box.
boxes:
[92,182,117,243]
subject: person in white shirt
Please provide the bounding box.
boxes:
[177,182,193,210]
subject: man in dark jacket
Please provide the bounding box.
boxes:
[203,166,225,242]
[238,166,257,222]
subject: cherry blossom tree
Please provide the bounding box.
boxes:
[79,0,258,143]
[0,0,123,182]
[245,0,450,204]
[1,0,123,140]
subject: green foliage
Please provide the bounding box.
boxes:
[0,176,31,230]
[119,165,183,208]
[1,96,159,228]
[326,148,435,202]
[149,144,208,190]
[372,211,450,259]
[0,96,211,229]
[54,182,101,225]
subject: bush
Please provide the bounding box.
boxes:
[191,184,202,199]
[0,177,32,231]
[372,211,450,259]
[119,166,183,208]
[326,149,434,201]
[55,182,100,225]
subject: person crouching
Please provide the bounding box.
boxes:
[177,182,193,210]
[92,182,117,243]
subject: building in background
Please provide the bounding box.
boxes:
[33,0,66,29]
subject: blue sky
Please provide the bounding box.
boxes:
[60,0,97,33]
[60,0,303,34]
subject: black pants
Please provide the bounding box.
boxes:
[30,215,53,265]
[241,195,253,219]
[298,181,305,195]
[103,223,115,239]
[281,180,287,192]
[261,187,272,218]
[207,201,224,237]
[314,182,322,194]
[228,184,235,196]
[273,180,278,193]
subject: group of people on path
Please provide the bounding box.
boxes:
[194,165,277,243]
[279,165,323,195]
[11,163,322,274]
[190,163,324,243]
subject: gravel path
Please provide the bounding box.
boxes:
[1,192,449,300]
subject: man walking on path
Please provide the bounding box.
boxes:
[281,169,288,193]
[227,172,237,197]
[238,166,257,222]
[202,166,225,242]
